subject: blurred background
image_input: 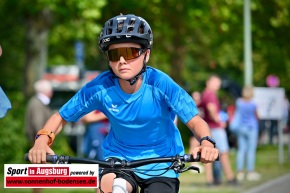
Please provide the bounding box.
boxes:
[1,0,290,192]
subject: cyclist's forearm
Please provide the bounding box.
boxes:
[186,115,212,141]
[42,112,67,135]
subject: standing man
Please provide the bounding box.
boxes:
[25,79,53,144]
[25,79,53,193]
[200,75,237,186]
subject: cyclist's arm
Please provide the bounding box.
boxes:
[186,115,218,162]
[80,111,107,123]
[186,115,211,140]
[41,112,67,135]
[28,112,67,164]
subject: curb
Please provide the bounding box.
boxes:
[242,173,290,193]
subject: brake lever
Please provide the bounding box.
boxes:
[180,165,200,173]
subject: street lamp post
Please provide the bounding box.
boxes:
[244,0,253,86]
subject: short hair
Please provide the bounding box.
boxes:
[208,74,220,81]
[34,79,52,94]
[242,86,254,99]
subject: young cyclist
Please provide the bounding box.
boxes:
[28,14,219,193]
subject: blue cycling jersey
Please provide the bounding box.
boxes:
[59,66,198,179]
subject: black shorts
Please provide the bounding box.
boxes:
[99,169,180,193]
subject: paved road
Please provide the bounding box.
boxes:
[242,173,290,193]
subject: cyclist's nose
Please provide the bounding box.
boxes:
[119,56,127,63]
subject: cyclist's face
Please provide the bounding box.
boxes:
[108,42,150,81]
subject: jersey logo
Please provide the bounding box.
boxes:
[109,104,119,112]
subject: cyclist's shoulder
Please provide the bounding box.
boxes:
[146,66,168,77]
[85,70,115,89]
[146,66,174,86]
[92,70,113,82]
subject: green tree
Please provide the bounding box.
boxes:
[251,0,290,91]
[97,0,246,90]
[0,0,106,165]
[0,0,106,97]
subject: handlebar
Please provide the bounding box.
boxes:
[25,153,218,167]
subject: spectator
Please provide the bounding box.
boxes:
[227,101,238,148]
[81,110,110,160]
[235,86,261,181]
[282,95,289,160]
[25,79,53,144]
[287,96,290,161]
[268,119,278,144]
[189,91,204,173]
[199,75,237,186]
[282,95,289,132]
[25,79,53,193]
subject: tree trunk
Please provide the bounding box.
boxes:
[23,8,52,97]
[170,45,186,86]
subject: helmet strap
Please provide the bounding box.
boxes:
[127,54,147,85]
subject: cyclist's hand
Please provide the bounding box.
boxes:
[192,145,219,164]
[28,135,55,164]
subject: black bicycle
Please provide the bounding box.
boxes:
[25,153,218,193]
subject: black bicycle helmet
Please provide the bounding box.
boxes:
[99,14,153,52]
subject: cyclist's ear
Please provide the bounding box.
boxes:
[145,49,150,63]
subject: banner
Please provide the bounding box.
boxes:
[253,87,285,120]
[4,164,99,188]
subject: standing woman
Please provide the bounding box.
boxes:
[235,86,261,181]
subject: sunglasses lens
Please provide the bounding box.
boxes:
[107,48,143,61]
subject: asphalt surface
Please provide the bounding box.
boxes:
[242,173,290,193]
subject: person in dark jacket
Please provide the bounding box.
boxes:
[25,79,53,193]
[25,79,53,144]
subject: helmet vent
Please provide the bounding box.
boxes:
[138,22,145,34]
[148,29,152,35]
[127,18,136,33]
[107,29,112,35]
[127,27,134,33]
[108,20,113,26]
[117,20,124,33]
[129,18,135,25]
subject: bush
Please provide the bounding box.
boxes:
[0,91,26,164]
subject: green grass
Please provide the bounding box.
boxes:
[2,145,290,193]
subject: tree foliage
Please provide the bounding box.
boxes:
[96,0,290,93]
[0,0,106,96]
